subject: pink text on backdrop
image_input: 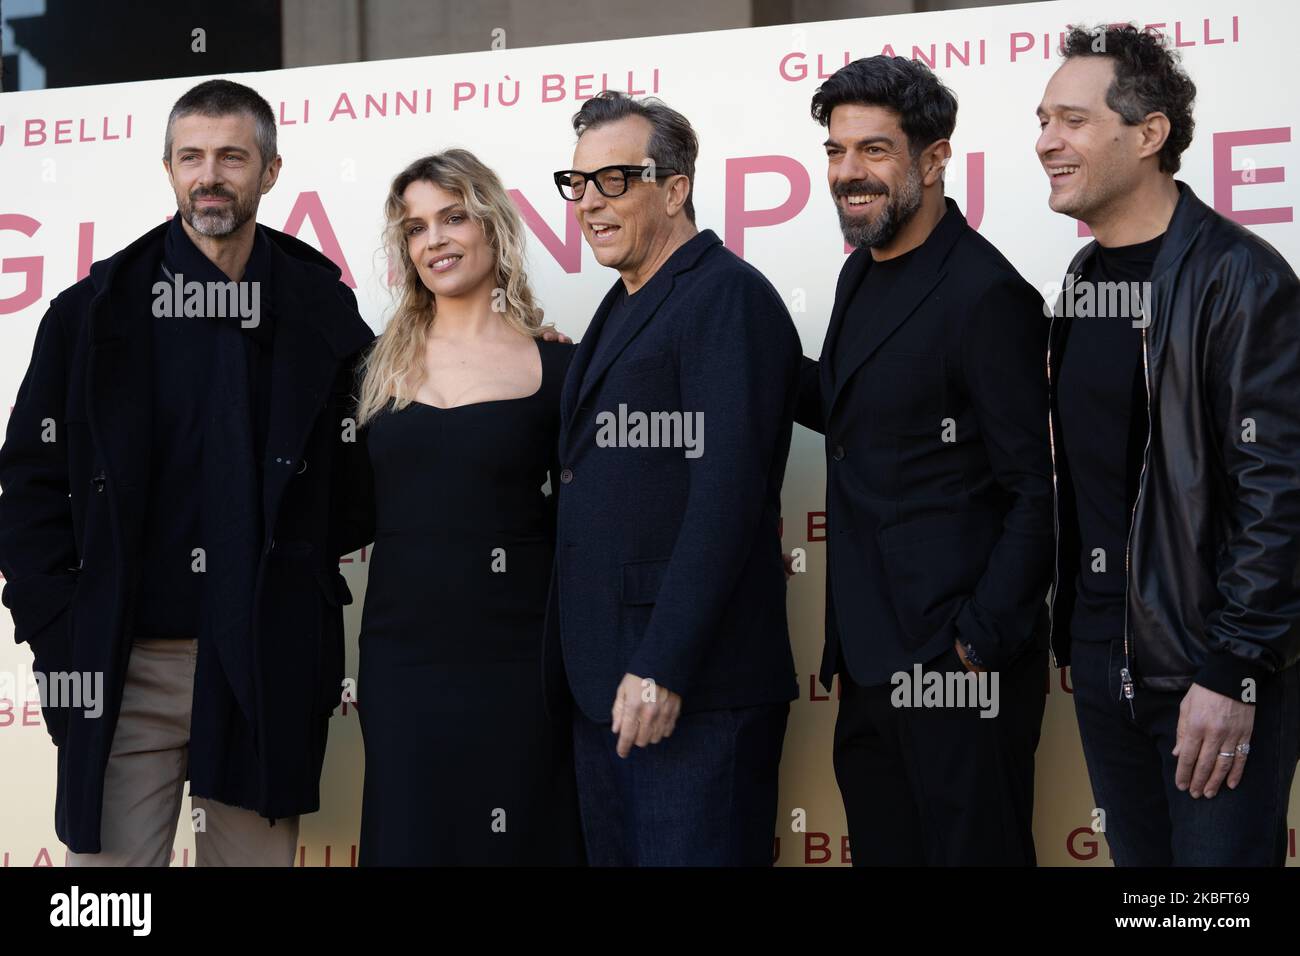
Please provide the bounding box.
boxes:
[1,128,1291,314]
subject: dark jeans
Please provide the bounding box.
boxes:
[571,702,788,866]
[1071,637,1300,866]
[832,636,1048,866]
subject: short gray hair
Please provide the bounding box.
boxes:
[570,91,698,223]
[163,79,277,168]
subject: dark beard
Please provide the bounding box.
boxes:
[836,161,923,249]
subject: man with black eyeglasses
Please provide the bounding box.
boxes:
[543,91,803,866]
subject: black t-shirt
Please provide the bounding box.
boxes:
[1057,232,1164,643]
[833,247,917,387]
[585,282,639,384]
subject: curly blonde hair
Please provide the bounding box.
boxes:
[357,149,550,424]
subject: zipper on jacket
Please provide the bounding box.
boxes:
[1045,309,1062,669]
[1120,310,1155,717]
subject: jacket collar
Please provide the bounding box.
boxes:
[87,216,372,361]
[1064,179,1211,282]
[825,196,966,418]
[561,228,721,436]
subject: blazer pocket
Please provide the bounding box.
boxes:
[619,557,670,659]
[270,539,314,559]
[621,557,671,605]
[877,511,999,651]
[878,511,995,554]
[615,350,670,377]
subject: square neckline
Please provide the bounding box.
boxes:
[407,335,545,412]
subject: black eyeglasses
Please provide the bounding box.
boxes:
[553,164,680,202]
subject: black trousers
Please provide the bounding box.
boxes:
[832,636,1048,865]
[1072,637,1300,866]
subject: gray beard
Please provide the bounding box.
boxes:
[183,194,257,237]
[838,163,923,249]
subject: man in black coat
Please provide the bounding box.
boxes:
[0,79,374,863]
[547,92,802,865]
[796,57,1054,864]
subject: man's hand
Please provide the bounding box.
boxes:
[540,328,573,344]
[611,672,682,758]
[1173,683,1254,798]
[954,638,984,674]
[782,551,796,579]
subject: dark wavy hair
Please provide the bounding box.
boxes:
[809,55,957,157]
[1060,24,1197,174]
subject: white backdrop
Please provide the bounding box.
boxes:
[0,0,1296,865]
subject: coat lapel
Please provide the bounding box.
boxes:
[572,273,674,413]
[561,230,721,457]
[560,279,622,437]
[820,246,871,405]
[259,242,373,537]
[827,198,967,420]
[86,224,167,592]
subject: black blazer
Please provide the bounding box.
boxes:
[0,221,375,852]
[546,229,802,721]
[796,199,1053,689]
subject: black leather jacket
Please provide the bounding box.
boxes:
[1048,181,1300,698]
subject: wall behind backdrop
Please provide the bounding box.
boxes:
[0,0,1295,866]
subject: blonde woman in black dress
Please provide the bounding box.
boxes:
[353,150,582,865]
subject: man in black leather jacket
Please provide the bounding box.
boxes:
[1038,24,1300,865]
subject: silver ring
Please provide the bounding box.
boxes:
[1218,752,1235,758]
[1237,742,1251,756]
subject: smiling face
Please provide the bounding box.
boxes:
[164,112,279,237]
[571,114,680,275]
[824,103,924,249]
[400,179,495,299]
[1036,56,1145,224]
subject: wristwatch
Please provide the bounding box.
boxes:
[959,639,984,668]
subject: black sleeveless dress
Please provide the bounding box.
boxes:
[357,337,584,865]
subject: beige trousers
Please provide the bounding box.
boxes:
[67,637,299,867]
